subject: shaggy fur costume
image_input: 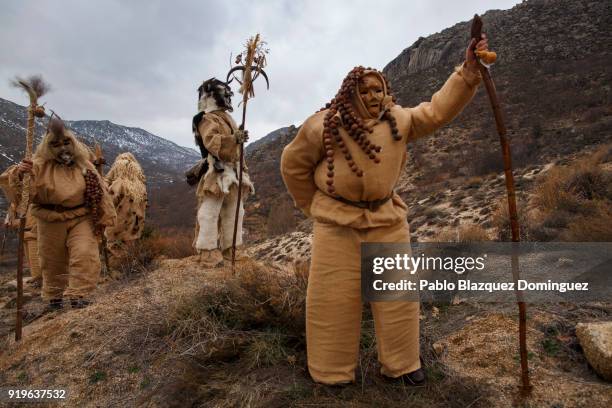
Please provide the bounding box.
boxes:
[104,153,147,259]
[192,79,253,252]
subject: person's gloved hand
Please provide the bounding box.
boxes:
[18,159,33,174]
[235,128,249,144]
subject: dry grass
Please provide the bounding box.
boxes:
[111,238,159,277]
[156,259,496,407]
[3,254,609,407]
[144,227,195,259]
[435,224,491,242]
[164,260,308,366]
[110,226,195,277]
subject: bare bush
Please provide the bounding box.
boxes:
[527,145,612,241]
[266,198,297,237]
[436,224,491,242]
[110,227,194,277]
[491,197,531,241]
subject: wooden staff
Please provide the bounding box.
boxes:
[11,75,49,341]
[226,34,270,273]
[470,15,531,393]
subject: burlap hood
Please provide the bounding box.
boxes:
[350,70,395,123]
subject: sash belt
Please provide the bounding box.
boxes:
[328,194,392,212]
[38,203,86,213]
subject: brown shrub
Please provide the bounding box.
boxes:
[266,198,297,237]
[529,147,612,241]
[559,203,612,241]
[469,150,502,176]
[491,197,531,241]
[534,160,610,215]
[145,227,195,259]
[110,227,194,277]
[111,238,159,277]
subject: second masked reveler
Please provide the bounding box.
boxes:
[191,78,254,267]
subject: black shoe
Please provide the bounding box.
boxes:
[46,298,64,312]
[70,298,91,309]
[386,368,427,387]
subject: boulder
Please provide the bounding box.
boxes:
[576,322,612,381]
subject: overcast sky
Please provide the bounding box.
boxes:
[0,0,520,148]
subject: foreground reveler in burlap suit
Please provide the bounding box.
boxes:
[0,179,41,287]
[281,36,490,385]
[104,152,147,265]
[192,78,253,267]
[10,118,116,310]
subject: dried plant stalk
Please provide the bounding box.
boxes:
[11,75,50,217]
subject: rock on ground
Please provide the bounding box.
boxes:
[576,322,612,381]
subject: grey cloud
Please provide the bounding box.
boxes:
[0,0,520,148]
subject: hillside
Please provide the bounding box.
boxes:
[243,0,612,241]
[1,258,610,407]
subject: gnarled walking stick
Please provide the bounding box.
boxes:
[226,34,270,274]
[470,15,531,393]
[11,75,49,341]
[94,144,111,276]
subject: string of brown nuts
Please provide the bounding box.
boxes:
[317,66,401,195]
[84,169,104,235]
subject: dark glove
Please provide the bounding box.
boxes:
[235,129,249,144]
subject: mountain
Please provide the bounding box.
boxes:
[244,125,301,239]
[0,97,200,229]
[243,0,612,242]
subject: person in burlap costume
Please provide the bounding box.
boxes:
[192,78,253,267]
[104,152,147,266]
[0,175,41,287]
[11,118,116,309]
[281,36,490,385]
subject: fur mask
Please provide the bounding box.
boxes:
[197,78,233,113]
[48,118,76,165]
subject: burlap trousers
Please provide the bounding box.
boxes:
[24,240,41,281]
[307,220,420,384]
[24,214,41,281]
[37,215,100,300]
[195,185,244,251]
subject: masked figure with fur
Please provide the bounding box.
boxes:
[9,118,116,309]
[281,36,489,385]
[192,78,254,267]
[104,152,147,265]
[0,177,41,287]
